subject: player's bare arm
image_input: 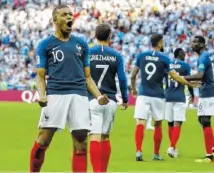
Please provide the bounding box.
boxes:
[84,67,109,105]
[36,68,47,107]
[184,71,204,81]
[131,66,139,97]
[169,70,200,88]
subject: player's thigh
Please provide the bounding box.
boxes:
[165,102,174,122]
[89,99,104,134]
[198,97,214,116]
[151,97,165,121]
[38,95,70,130]
[134,96,151,120]
[102,100,118,134]
[173,102,187,122]
[67,94,90,132]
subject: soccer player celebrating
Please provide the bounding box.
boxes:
[89,24,128,172]
[131,34,199,161]
[185,36,214,162]
[165,48,194,158]
[30,5,109,172]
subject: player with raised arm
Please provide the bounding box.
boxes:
[30,5,108,172]
[89,24,128,172]
[131,34,199,161]
[165,48,194,158]
[185,36,214,163]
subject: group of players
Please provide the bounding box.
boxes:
[29,5,214,173]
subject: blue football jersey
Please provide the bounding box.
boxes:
[197,51,214,98]
[165,59,191,102]
[89,45,128,103]
[36,35,90,96]
[135,50,174,98]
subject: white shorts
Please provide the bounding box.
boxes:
[38,94,90,132]
[134,96,165,121]
[89,99,117,134]
[165,102,187,122]
[198,97,214,116]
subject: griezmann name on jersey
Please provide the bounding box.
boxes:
[165,59,191,102]
[197,51,214,98]
[36,35,90,96]
[135,50,174,98]
[89,45,128,103]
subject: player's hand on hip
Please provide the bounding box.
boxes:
[38,96,47,107]
[121,103,128,110]
[97,94,109,105]
[131,89,138,97]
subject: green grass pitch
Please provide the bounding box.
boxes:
[1,102,214,172]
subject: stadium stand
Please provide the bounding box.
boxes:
[0,0,214,90]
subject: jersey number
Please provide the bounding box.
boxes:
[51,50,64,63]
[145,62,157,80]
[96,65,109,89]
[168,72,179,87]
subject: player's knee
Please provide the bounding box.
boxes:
[36,128,56,146]
[137,119,146,126]
[89,133,101,142]
[174,121,182,126]
[72,129,88,151]
[72,129,88,143]
[101,134,110,141]
[198,116,211,128]
[168,121,174,127]
[154,120,162,127]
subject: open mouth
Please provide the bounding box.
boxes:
[67,21,72,28]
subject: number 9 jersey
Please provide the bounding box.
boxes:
[135,50,174,98]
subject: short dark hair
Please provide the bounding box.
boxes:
[52,5,70,18]
[174,48,184,58]
[95,24,111,41]
[195,35,206,45]
[150,34,163,47]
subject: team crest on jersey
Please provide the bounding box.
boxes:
[198,64,205,69]
[76,44,82,57]
[36,55,40,65]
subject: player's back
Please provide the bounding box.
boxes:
[165,59,190,102]
[136,50,172,98]
[198,51,214,97]
[89,45,121,102]
[36,35,89,96]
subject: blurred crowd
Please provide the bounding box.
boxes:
[1,0,214,90]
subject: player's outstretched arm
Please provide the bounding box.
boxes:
[184,72,204,81]
[84,67,109,105]
[169,70,200,88]
[130,66,139,97]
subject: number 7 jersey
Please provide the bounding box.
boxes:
[89,45,128,103]
[135,50,174,98]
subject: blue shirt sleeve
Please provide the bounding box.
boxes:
[197,55,208,72]
[36,39,48,68]
[117,54,128,103]
[162,54,174,72]
[135,53,141,67]
[82,40,90,67]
